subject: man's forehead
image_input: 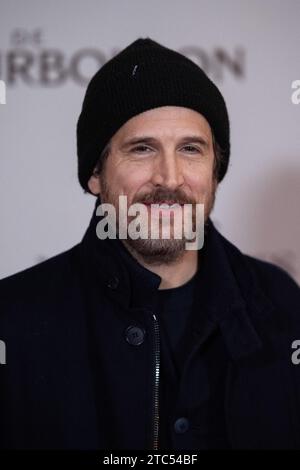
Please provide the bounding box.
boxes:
[113,106,212,143]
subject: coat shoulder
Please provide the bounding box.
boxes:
[243,253,300,298]
[219,231,300,315]
[247,255,300,332]
[0,244,81,309]
[240,252,300,330]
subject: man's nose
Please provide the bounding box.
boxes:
[151,151,184,190]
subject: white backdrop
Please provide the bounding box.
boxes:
[0,0,299,284]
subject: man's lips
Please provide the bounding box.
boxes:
[141,202,186,216]
[142,201,184,208]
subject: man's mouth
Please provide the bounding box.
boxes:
[142,201,183,209]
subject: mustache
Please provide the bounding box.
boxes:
[134,188,196,206]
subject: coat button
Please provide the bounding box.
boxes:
[125,326,145,346]
[107,276,119,290]
[174,417,190,434]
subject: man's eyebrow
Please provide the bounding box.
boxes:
[121,135,209,148]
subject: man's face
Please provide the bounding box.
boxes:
[88,106,218,264]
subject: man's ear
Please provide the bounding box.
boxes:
[87,172,102,195]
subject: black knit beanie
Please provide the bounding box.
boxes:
[77,37,230,193]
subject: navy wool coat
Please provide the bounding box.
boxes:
[1,206,300,450]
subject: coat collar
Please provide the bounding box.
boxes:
[80,197,159,308]
[79,197,276,362]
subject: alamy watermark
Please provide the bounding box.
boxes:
[291,340,300,365]
[291,80,300,104]
[95,195,205,250]
[0,340,6,365]
[0,80,6,104]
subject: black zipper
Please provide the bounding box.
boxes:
[152,313,160,450]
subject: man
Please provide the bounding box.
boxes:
[1,37,300,450]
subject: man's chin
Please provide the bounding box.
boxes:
[122,237,187,266]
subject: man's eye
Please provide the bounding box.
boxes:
[131,145,152,153]
[182,145,200,153]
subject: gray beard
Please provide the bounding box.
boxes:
[99,176,216,266]
[122,235,187,266]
